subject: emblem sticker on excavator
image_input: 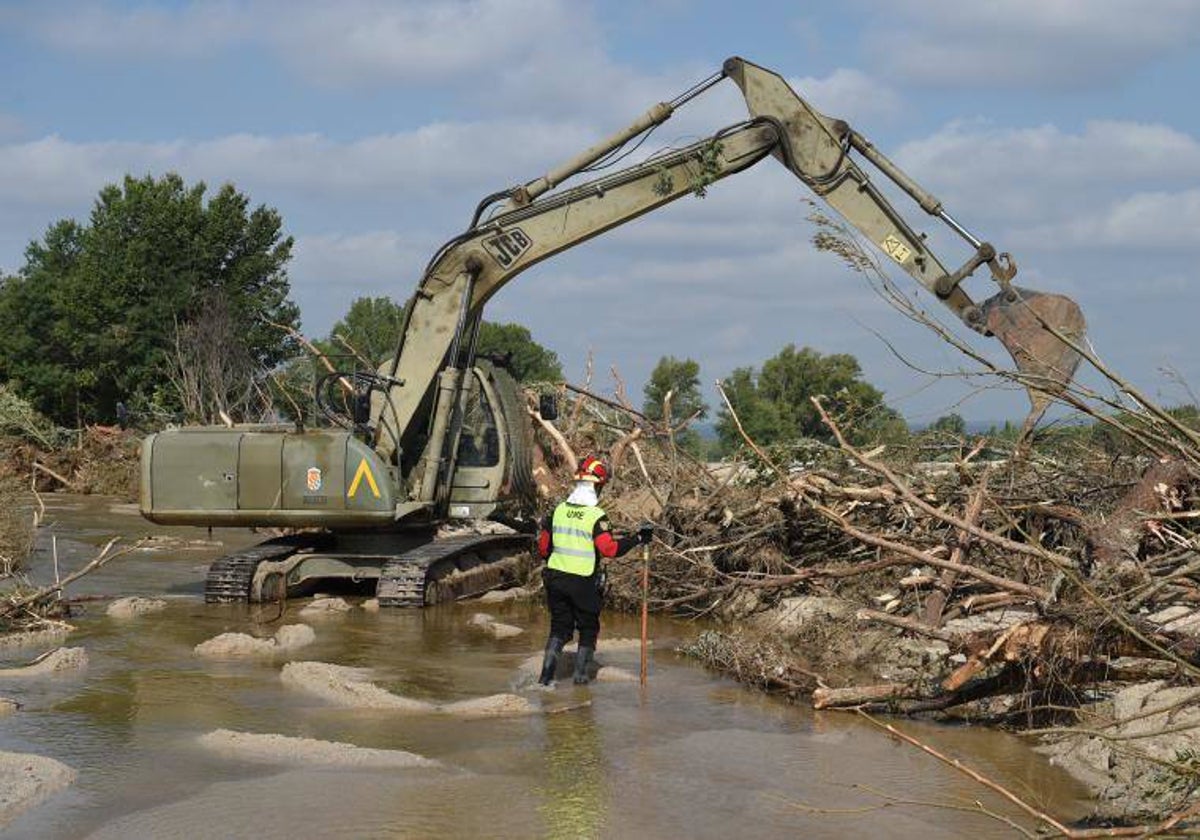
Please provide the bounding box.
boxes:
[482,227,532,268]
[881,233,913,264]
[306,467,322,492]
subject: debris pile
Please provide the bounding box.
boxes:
[1,405,139,636]
[1,425,139,497]
[530,373,1200,823]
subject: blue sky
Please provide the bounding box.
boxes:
[3,0,1200,424]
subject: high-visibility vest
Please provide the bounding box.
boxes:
[546,502,606,577]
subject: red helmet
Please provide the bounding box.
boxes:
[574,455,609,486]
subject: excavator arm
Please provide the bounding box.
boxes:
[370,57,1085,503]
[723,58,1084,408]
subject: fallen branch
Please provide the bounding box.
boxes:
[528,406,576,471]
[2,537,136,619]
[924,470,990,627]
[814,505,1049,601]
[813,682,914,710]
[856,710,1163,838]
[32,461,79,491]
[269,321,354,395]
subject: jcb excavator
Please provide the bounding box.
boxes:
[140,57,1086,606]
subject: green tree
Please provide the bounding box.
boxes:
[313,299,560,387]
[927,413,966,436]
[476,321,562,383]
[1085,403,1200,456]
[984,420,1022,442]
[643,355,708,455]
[715,365,788,450]
[0,173,298,425]
[327,295,408,365]
[716,344,897,451]
[643,356,707,421]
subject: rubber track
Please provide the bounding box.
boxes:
[204,535,324,603]
[376,533,531,608]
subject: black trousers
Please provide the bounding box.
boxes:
[543,567,602,648]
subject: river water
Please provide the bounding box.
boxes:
[1,495,1090,838]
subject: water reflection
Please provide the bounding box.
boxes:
[537,706,609,839]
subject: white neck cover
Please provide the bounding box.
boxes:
[566,481,599,507]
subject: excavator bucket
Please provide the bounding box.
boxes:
[979,288,1086,418]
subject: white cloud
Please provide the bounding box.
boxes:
[786,68,902,124]
[0,121,599,211]
[13,0,607,93]
[1017,188,1200,250]
[293,230,423,289]
[289,230,429,332]
[18,0,253,57]
[892,119,1200,227]
[269,0,592,87]
[859,0,1200,88]
[9,1,893,132]
[3,0,642,131]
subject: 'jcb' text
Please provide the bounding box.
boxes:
[482,228,532,268]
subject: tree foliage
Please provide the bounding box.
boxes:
[317,296,562,385]
[927,413,966,436]
[643,355,708,456]
[716,344,901,451]
[327,295,408,365]
[643,356,707,422]
[476,321,563,383]
[1080,403,1199,456]
[0,173,299,425]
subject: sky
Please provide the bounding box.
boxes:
[2,0,1200,425]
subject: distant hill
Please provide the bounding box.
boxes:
[965,419,1011,434]
[694,418,1016,438]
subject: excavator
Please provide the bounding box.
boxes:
[139,57,1086,606]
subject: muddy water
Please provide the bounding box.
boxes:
[2,495,1090,838]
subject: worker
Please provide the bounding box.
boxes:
[536,455,652,687]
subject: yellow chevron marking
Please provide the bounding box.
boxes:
[348,458,381,498]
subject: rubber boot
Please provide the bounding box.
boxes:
[573,646,594,685]
[538,637,566,686]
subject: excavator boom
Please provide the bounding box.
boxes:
[373,56,1086,492]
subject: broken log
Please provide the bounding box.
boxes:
[1086,455,1192,572]
[923,475,989,627]
[32,461,79,491]
[812,682,914,710]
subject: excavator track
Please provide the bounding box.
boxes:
[376,533,531,607]
[204,535,327,603]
